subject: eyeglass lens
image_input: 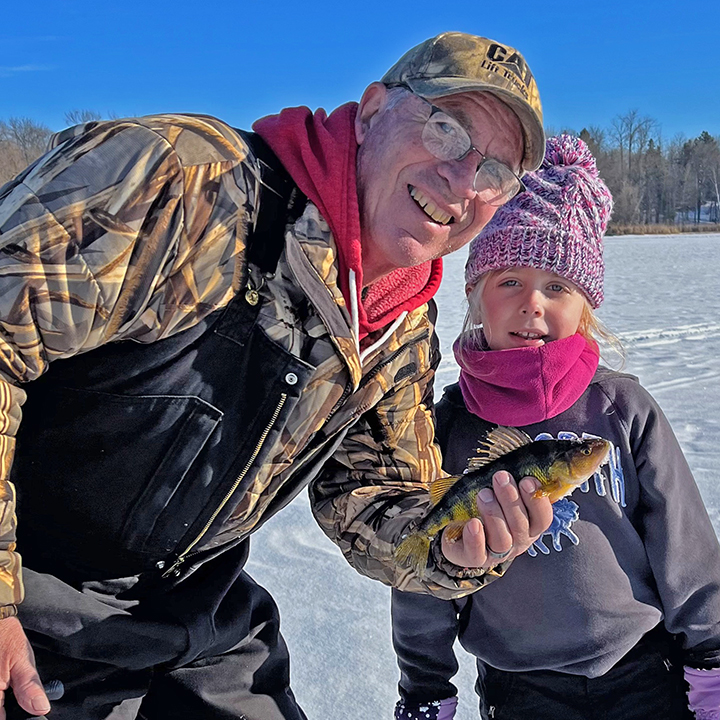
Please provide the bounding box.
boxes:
[420,111,521,205]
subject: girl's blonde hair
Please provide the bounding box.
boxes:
[459,270,625,368]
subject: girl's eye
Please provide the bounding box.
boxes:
[548,283,567,293]
[499,279,519,287]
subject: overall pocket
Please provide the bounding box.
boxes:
[14,386,223,565]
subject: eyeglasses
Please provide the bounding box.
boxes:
[397,88,525,206]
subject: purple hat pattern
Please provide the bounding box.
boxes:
[464,135,613,307]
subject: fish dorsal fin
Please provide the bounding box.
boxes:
[466,426,533,470]
[429,475,462,505]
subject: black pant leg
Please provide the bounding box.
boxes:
[11,545,306,720]
[7,569,187,720]
[138,568,306,720]
[479,665,588,720]
[6,652,148,720]
[476,627,693,720]
[591,635,692,720]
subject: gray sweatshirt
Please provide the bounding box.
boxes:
[392,367,720,697]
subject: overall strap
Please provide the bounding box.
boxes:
[239,130,307,276]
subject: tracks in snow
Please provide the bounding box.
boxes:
[618,322,720,394]
[645,369,720,393]
[617,322,720,348]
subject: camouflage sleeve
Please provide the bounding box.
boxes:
[0,114,257,609]
[310,332,505,600]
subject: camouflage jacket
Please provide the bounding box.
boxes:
[0,114,503,612]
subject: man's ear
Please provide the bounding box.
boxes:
[355,82,387,144]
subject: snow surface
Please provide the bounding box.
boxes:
[246,233,720,719]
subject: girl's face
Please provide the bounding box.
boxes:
[470,267,588,351]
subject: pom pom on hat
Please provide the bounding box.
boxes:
[543,133,597,170]
[465,135,613,307]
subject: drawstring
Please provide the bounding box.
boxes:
[348,269,361,358]
[360,312,408,365]
[348,269,408,365]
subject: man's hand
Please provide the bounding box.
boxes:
[441,471,553,569]
[0,617,49,718]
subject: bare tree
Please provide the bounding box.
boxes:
[609,109,658,179]
[0,140,25,186]
[0,117,52,166]
[0,117,53,185]
[64,109,104,126]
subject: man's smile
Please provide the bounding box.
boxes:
[408,185,454,226]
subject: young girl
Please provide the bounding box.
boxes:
[391,136,720,720]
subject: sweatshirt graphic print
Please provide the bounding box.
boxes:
[527,430,626,556]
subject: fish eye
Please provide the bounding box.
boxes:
[581,447,592,455]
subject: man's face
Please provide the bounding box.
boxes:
[355,84,524,285]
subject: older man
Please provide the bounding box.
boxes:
[0,32,549,720]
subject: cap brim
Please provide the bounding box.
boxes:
[405,77,545,172]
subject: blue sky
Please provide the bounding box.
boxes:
[2,0,718,142]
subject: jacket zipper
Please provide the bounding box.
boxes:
[325,330,430,423]
[358,329,430,389]
[162,392,288,578]
[161,327,429,576]
[323,328,430,426]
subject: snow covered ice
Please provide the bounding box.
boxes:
[246,233,720,719]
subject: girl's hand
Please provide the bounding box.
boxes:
[441,471,552,569]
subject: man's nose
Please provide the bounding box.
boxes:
[438,152,480,200]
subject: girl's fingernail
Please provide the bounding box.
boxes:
[495,472,510,487]
[479,488,495,504]
[468,520,481,536]
[520,478,537,493]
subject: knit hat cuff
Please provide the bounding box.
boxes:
[465,227,603,307]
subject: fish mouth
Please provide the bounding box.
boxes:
[409,185,454,226]
[598,441,612,466]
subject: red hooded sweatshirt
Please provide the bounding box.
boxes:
[253,103,443,341]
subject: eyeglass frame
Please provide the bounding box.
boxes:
[386,83,526,205]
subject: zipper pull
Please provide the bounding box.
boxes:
[245,266,265,306]
[161,555,185,579]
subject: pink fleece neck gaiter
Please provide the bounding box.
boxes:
[454,333,600,426]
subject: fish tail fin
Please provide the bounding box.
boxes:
[395,533,432,576]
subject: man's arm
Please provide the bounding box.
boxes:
[0,113,256,715]
[309,329,551,598]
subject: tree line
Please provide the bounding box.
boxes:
[553,110,720,234]
[2,109,720,234]
[0,110,101,187]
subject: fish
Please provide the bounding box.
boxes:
[395,426,611,575]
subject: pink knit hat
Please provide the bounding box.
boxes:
[464,135,613,307]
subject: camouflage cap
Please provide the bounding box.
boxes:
[382,31,544,172]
